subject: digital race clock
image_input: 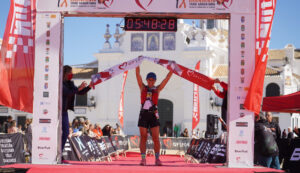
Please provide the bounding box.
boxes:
[124,17,177,32]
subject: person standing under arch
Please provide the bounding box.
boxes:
[62,65,92,151]
[136,66,173,166]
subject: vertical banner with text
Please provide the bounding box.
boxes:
[0,0,36,113]
[244,0,277,114]
[32,13,62,164]
[118,71,128,129]
[192,61,200,130]
[227,11,256,168]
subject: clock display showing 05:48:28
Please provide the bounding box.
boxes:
[124,17,177,32]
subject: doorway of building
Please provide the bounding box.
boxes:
[157,99,173,136]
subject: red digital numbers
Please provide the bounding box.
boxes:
[161,19,167,30]
[169,19,175,30]
[135,18,142,29]
[125,17,176,31]
[126,18,134,29]
[152,19,158,29]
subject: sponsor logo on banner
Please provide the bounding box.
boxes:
[42,126,48,133]
[240,104,245,110]
[239,113,245,117]
[216,0,233,9]
[119,62,127,70]
[135,0,154,10]
[40,101,51,105]
[236,140,247,144]
[45,56,50,62]
[39,153,49,160]
[97,0,114,9]
[43,109,48,115]
[235,149,248,153]
[176,0,233,9]
[44,83,48,89]
[130,136,140,148]
[290,148,300,161]
[43,92,49,98]
[163,138,173,149]
[38,146,51,150]
[236,122,248,127]
[39,119,51,123]
[239,130,244,137]
[39,137,51,141]
[241,16,245,23]
[58,0,102,8]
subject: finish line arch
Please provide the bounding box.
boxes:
[33,0,262,167]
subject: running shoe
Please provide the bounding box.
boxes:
[140,159,146,166]
[155,159,162,166]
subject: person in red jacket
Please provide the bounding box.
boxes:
[136,66,172,166]
[211,78,228,131]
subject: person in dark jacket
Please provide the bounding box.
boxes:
[62,65,92,151]
[255,112,280,169]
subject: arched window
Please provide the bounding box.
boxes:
[266,83,280,97]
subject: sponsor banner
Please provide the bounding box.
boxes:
[36,0,254,14]
[62,139,79,161]
[102,136,116,154]
[92,56,214,90]
[227,12,256,168]
[0,133,25,165]
[192,61,200,130]
[283,138,300,172]
[244,0,277,114]
[187,138,226,163]
[32,13,62,164]
[70,136,94,161]
[118,71,128,129]
[0,0,36,113]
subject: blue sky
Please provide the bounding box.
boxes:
[0,0,300,65]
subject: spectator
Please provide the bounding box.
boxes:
[294,127,300,137]
[8,120,18,134]
[93,123,103,137]
[87,124,97,138]
[17,125,23,133]
[281,129,287,139]
[180,128,189,137]
[78,118,85,131]
[287,128,294,139]
[72,119,79,129]
[163,124,172,137]
[4,116,13,133]
[254,112,280,169]
[173,124,179,137]
[196,128,200,138]
[266,112,281,140]
[191,131,197,138]
[115,123,125,136]
[102,124,112,137]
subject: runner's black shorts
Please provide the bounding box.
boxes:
[138,110,160,129]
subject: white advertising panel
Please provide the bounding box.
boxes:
[227,13,255,167]
[32,13,62,164]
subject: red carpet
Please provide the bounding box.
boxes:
[1,152,283,173]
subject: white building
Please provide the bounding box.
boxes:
[69,19,229,135]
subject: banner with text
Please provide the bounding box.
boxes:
[91,56,214,91]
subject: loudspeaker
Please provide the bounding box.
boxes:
[206,114,219,135]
